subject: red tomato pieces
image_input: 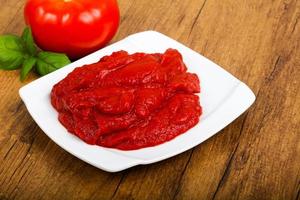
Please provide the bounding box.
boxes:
[51,49,202,150]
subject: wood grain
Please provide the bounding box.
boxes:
[0,0,299,199]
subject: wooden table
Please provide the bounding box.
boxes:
[0,0,299,199]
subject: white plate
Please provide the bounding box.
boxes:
[19,31,255,172]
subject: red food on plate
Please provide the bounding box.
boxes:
[51,49,202,150]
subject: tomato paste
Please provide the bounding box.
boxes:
[51,49,202,150]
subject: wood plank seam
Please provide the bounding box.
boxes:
[3,140,18,160]
[171,149,195,200]
[111,166,151,200]
[4,136,52,199]
[109,173,127,200]
[188,0,208,37]
[7,153,31,192]
[267,56,281,82]
[291,16,299,34]
[211,112,250,200]
[8,161,34,200]
[10,154,31,195]
[296,179,300,200]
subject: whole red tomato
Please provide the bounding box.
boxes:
[24,0,120,59]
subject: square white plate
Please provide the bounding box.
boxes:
[19,31,255,172]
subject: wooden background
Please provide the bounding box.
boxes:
[0,0,299,199]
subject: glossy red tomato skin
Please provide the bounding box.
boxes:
[24,0,120,59]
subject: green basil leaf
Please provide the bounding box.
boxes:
[21,27,37,56]
[20,57,36,81]
[36,52,71,76]
[0,35,26,70]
